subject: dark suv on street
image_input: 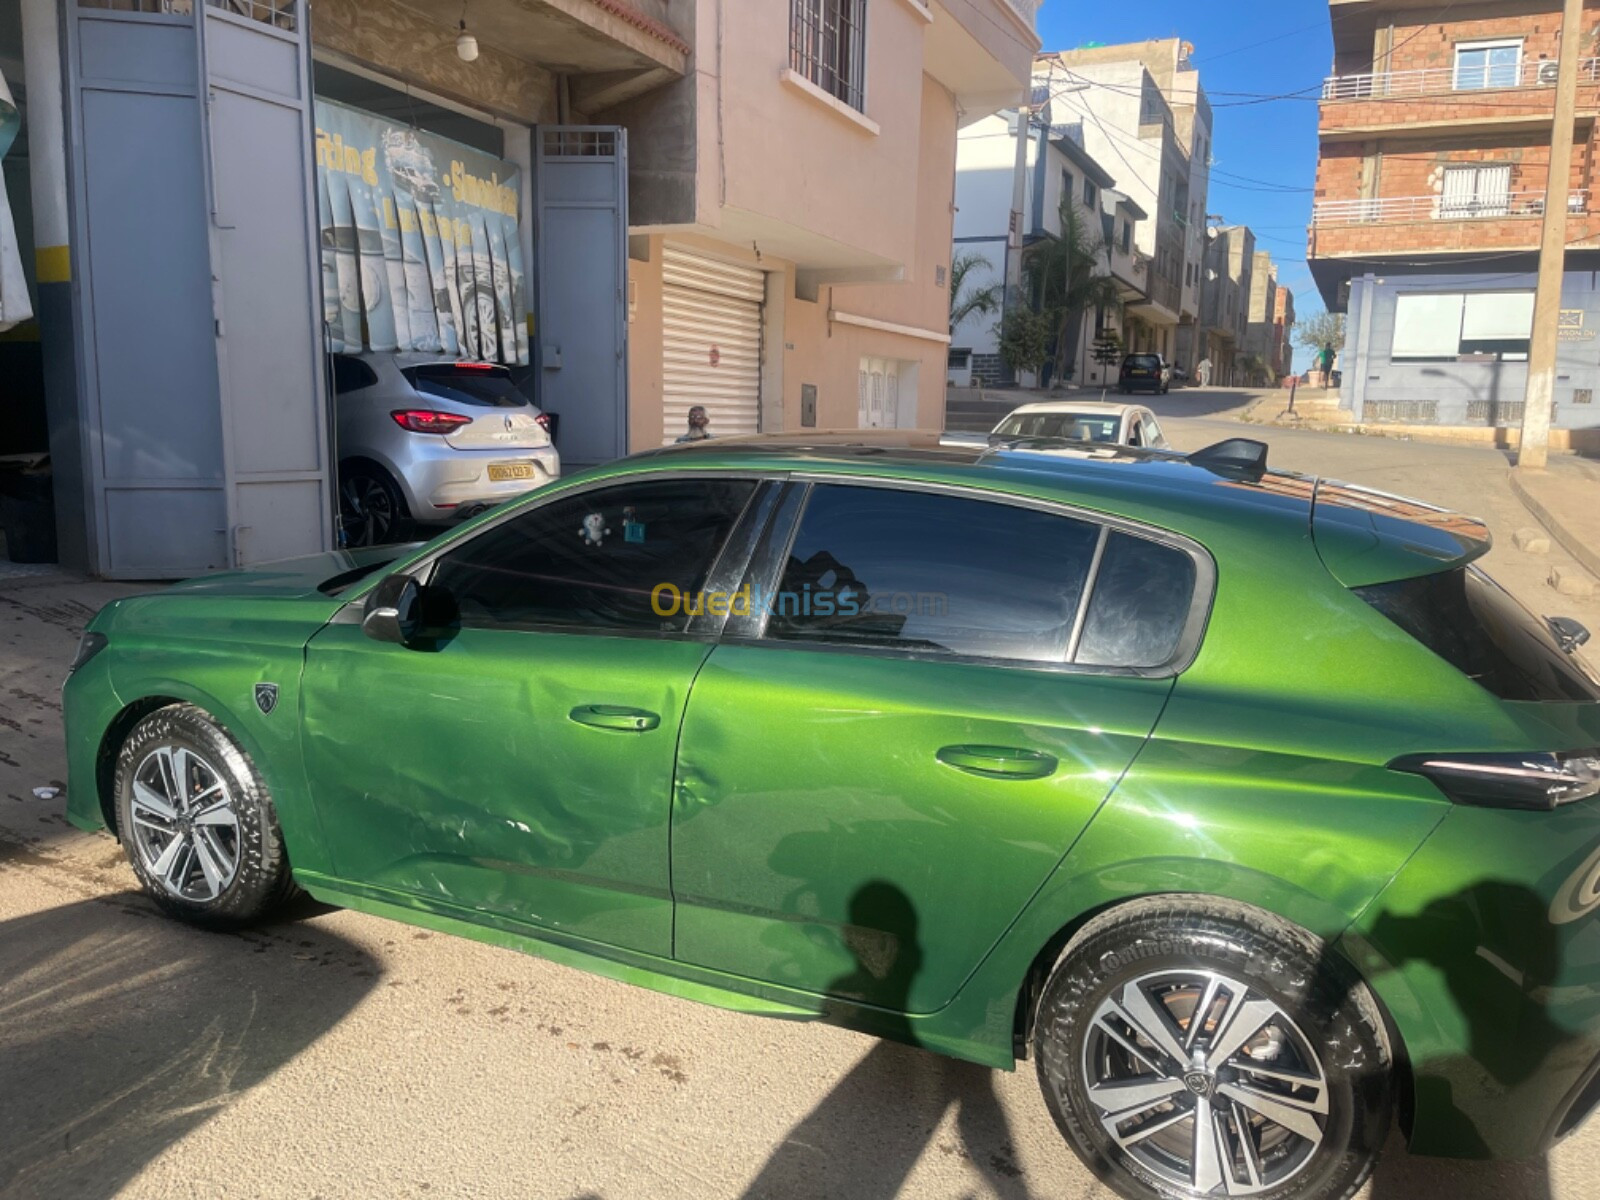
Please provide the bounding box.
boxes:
[1118,353,1172,394]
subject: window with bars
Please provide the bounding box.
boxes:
[790,0,867,112]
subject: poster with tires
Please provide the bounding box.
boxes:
[312,98,527,365]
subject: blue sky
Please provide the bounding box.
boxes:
[1035,3,1331,337]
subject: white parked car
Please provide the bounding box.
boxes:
[989,400,1172,450]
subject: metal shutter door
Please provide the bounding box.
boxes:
[662,245,764,444]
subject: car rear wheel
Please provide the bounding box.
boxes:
[1034,897,1392,1200]
[339,463,412,547]
[115,703,297,928]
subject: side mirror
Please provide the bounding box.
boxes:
[362,574,423,646]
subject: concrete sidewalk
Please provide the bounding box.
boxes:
[1510,456,1600,583]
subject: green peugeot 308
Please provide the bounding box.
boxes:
[63,433,1600,1200]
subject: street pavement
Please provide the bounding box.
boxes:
[1,398,1597,1199]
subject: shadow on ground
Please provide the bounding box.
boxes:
[740,1041,1033,1200]
[0,892,376,1200]
[1366,1132,1552,1199]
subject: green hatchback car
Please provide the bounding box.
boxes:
[64,433,1600,1200]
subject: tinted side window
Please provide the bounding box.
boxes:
[332,354,379,394]
[765,485,1101,663]
[432,479,756,633]
[1076,532,1198,668]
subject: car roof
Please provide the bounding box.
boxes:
[618,429,1319,548]
[1002,401,1141,417]
[592,430,1488,584]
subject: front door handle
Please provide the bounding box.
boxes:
[569,705,661,733]
[936,745,1058,780]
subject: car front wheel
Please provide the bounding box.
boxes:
[1034,897,1392,1200]
[115,703,297,927]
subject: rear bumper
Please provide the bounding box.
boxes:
[1339,799,1600,1159]
[396,446,561,521]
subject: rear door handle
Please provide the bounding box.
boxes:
[569,704,661,733]
[936,745,1058,780]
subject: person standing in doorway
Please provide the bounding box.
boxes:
[675,405,713,443]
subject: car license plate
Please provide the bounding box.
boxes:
[488,463,535,482]
[1130,370,1149,377]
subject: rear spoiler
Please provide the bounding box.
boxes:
[1311,478,1492,587]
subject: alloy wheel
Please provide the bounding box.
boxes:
[1083,969,1330,1197]
[128,744,241,902]
[340,474,394,547]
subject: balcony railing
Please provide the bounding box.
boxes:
[1312,189,1589,225]
[1322,57,1600,101]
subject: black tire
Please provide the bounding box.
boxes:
[114,703,298,928]
[339,462,413,548]
[1034,896,1392,1200]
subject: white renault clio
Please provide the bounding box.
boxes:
[331,353,561,546]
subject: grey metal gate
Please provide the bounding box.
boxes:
[61,0,329,577]
[535,126,628,468]
[200,1,331,566]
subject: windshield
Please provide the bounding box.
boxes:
[995,413,1122,443]
[404,364,530,409]
[1124,355,1162,370]
[1356,565,1600,702]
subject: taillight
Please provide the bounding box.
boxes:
[1391,749,1600,811]
[534,412,551,431]
[391,410,473,435]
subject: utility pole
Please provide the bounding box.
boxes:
[1005,97,1031,307]
[1518,0,1584,471]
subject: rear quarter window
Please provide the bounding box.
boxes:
[1075,532,1198,668]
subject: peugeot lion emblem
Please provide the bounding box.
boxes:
[254,683,279,715]
[1183,1070,1213,1098]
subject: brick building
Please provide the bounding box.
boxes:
[1309,0,1600,432]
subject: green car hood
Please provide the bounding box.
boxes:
[156,544,420,601]
[1310,478,1491,587]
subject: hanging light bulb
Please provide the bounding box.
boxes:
[456,18,479,62]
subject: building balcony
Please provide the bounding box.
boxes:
[1312,189,1588,226]
[1320,58,1600,138]
[1308,188,1600,302]
[927,0,1040,122]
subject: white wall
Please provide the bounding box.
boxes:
[1039,61,1162,261]
[951,113,1028,357]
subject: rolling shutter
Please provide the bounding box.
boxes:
[662,245,764,444]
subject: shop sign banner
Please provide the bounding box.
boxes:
[313,98,529,365]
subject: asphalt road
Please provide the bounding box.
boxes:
[1,399,1596,1199]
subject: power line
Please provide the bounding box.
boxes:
[1042,73,1315,192]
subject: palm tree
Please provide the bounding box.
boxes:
[1022,198,1124,390]
[949,251,1003,334]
